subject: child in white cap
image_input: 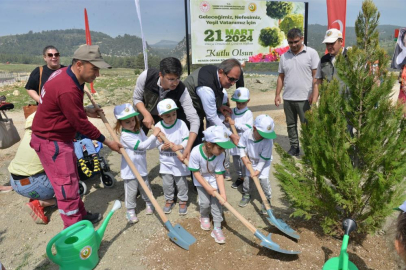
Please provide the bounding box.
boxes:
[237,114,275,213]
[227,87,253,189]
[114,103,161,224]
[395,201,406,265]
[188,125,235,244]
[154,99,190,215]
[211,89,232,181]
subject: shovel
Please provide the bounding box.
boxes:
[322,219,358,270]
[226,116,300,239]
[84,88,196,250]
[242,158,300,239]
[154,129,300,254]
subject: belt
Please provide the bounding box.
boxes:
[160,152,178,157]
[11,173,30,180]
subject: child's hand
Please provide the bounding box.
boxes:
[161,142,171,150]
[171,144,183,152]
[253,170,260,177]
[219,193,227,205]
[153,127,161,137]
[226,117,235,125]
[206,187,217,197]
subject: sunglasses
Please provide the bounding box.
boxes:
[47,53,60,58]
[288,39,301,45]
[225,73,239,83]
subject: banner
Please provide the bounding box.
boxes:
[326,0,347,46]
[190,0,306,64]
[391,28,406,70]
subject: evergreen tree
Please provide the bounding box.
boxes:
[274,0,406,235]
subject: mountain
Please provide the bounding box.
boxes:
[307,24,400,56]
[0,29,149,57]
[150,40,178,49]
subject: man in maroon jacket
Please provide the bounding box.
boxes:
[31,45,121,228]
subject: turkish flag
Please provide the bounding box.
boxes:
[326,0,347,46]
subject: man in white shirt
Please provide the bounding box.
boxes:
[183,58,243,146]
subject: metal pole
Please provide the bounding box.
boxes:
[184,0,191,75]
[304,2,309,46]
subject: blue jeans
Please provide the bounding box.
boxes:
[10,172,54,200]
[73,138,96,159]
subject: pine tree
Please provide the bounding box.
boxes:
[274,0,406,235]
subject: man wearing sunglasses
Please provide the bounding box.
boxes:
[183,58,244,147]
[25,45,65,104]
[275,28,320,156]
[133,57,200,161]
[31,45,121,229]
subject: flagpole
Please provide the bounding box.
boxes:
[304,2,309,46]
[184,0,190,75]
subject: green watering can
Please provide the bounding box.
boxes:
[322,218,359,270]
[46,200,122,270]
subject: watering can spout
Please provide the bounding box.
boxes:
[96,200,122,246]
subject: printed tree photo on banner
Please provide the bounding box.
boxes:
[190,0,306,64]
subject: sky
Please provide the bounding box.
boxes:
[0,0,404,44]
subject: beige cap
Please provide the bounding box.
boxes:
[322,28,343,44]
[73,45,112,69]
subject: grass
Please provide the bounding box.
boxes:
[0,64,278,110]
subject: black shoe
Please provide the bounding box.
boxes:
[287,146,300,156]
[231,178,244,189]
[83,211,102,224]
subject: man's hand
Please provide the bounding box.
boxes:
[308,94,313,105]
[104,139,122,153]
[230,133,239,146]
[275,94,282,107]
[220,105,232,116]
[86,107,104,118]
[142,112,155,129]
[180,145,192,162]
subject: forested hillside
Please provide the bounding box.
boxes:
[0,24,400,68]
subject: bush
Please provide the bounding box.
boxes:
[274,0,406,236]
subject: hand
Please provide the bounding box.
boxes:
[104,139,122,153]
[253,170,260,177]
[275,95,281,107]
[179,145,192,162]
[230,133,239,146]
[86,107,104,118]
[308,94,313,105]
[206,186,217,197]
[152,126,161,137]
[219,193,227,205]
[220,105,232,115]
[226,117,235,125]
[171,144,183,152]
[142,113,154,129]
[161,142,171,150]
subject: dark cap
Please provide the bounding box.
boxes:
[73,45,112,69]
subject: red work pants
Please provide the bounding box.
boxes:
[30,134,87,228]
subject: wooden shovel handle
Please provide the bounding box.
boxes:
[151,125,257,233]
[84,86,169,223]
[224,112,238,135]
[241,158,271,210]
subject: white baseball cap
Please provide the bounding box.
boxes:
[322,28,343,44]
[395,201,406,212]
[157,98,178,115]
[203,126,236,149]
[231,87,250,102]
[254,114,276,139]
[114,103,139,120]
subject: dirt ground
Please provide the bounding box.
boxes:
[0,75,404,270]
